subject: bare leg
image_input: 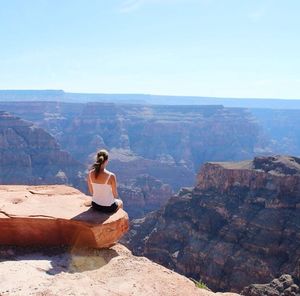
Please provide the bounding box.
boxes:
[83,198,92,207]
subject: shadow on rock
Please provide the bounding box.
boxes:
[71,207,113,224]
[47,247,119,275]
[0,245,119,275]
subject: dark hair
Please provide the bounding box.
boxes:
[92,149,109,178]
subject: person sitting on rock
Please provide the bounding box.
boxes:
[87,149,123,213]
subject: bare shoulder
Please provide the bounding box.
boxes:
[110,173,117,181]
[105,170,116,177]
[106,170,116,182]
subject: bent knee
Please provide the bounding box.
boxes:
[116,199,123,209]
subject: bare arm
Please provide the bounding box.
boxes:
[87,171,93,195]
[110,174,118,198]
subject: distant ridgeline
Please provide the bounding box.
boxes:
[1,89,300,109]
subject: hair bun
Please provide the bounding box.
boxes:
[92,149,109,178]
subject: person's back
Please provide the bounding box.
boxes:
[87,149,123,213]
[89,169,115,206]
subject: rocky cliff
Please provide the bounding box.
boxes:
[0,185,238,296]
[118,174,173,218]
[242,274,300,296]
[123,156,300,292]
[0,111,85,190]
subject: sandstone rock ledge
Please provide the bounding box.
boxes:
[0,185,129,248]
[0,244,238,296]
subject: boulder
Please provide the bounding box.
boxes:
[242,274,300,296]
[0,185,129,248]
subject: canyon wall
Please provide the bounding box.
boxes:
[2,101,291,220]
[123,156,300,292]
[0,102,262,191]
[0,111,85,190]
[251,109,300,157]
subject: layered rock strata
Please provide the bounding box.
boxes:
[0,102,262,191]
[118,174,173,218]
[123,156,300,292]
[0,111,85,190]
[0,185,129,248]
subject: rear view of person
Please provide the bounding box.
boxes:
[87,149,123,213]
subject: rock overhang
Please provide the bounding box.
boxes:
[0,185,129,248]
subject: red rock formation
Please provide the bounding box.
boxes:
[0,185,129,248]
[197,156,300,195]
[123,156,300,292]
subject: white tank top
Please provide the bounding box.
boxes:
[90,172,115,206]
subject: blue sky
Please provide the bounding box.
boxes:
[0,0,299,99]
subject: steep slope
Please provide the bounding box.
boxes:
[123,156,300,292]
[0,111,85,190]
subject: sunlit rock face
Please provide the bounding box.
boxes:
[0,185,129,248]
[123,156,300,292]
[0,112,85,189]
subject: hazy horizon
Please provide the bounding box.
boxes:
[0,89,300,101]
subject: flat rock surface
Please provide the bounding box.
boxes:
[0,185,129,247]
[210,155,300,175]
[0,244,239,296]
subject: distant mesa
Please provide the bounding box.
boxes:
[197,155,300,193]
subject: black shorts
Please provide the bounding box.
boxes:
[91,201,118,213]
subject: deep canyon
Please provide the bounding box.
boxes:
[1,96,300,294]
